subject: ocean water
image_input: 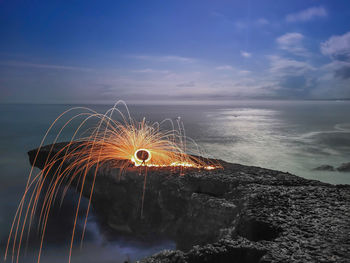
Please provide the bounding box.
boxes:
[0,101,349,262]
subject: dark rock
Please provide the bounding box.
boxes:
[312,165,335,171]
[337,162,350,172]
[28,143,350,263]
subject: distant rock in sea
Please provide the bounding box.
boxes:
[312,163,350,172]
[337,162,350,172]
[28,143,350,263]
[312,165,335,171]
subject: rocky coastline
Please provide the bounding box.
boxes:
[28,143,350,263]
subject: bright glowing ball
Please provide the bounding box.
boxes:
[134,149,151,163]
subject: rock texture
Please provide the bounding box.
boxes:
[28,143,350,263]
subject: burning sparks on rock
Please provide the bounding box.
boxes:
[134,149,152,164]
[5,101,221,263]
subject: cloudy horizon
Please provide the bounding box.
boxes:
[1,1,350,104]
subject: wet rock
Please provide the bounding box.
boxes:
[28,143,350,263]
[337,162,350,172]
[312,165,335,171]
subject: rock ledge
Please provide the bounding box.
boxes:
[28,143,350,263]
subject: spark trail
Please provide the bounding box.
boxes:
[5,101,220,263]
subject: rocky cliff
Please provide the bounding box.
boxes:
[28,143,350,263]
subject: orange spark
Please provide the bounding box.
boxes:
[5,101,221,263]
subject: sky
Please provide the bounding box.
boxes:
[1,0,350,104]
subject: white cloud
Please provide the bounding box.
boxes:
[311,60,350,98]
[286,6,327,23]
[321,31,350,61]
[216,65,234,70]
[319,32,350,94]
[240,51,252,58]
[238,70,251,75]
[162,55,194,63]
[129,54,195,63]
[0,61,92,71]
[265,55,318,98]
[132,68,170,74]
[277,33,303,46]
[215,65,250,75]
[212,11,270,31]
[268,55,315,76]
[256,18,269,26]
[322,60,350,79]
[276,33,308,56]
[176,81,196,88]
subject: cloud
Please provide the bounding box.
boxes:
[0,61,92,71]
[129,54,195,63]
[277,33,303,46]
[311,60,350,98]
[238,70,251,75]
[276,33,308,56]
[216,65,234,70]
[131,68,170,74]
[320,31,350,87]
[321,31,350,62]
[212,11,270,31]
[215,65,251,76]
[286,6,327,23]
[4,37,350,103]
[334,66,350,79]
[256,18,269,26]
[240,51,252,58]
[322,60,350,80]
[268,55,315,76]
[265,55,317,98]
[176,81,196,88]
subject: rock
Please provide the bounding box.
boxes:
[337,162,350,172]
[312,165,335,171]
[28,143,350,263]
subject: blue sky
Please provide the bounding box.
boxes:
[1,0,350,103]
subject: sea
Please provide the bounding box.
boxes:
[0,100,349,262]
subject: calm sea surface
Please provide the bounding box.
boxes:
[0,101,349,262]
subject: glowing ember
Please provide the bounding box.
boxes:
[5,101,221,263]
[135,149,151,163]
[133,148,152,165]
